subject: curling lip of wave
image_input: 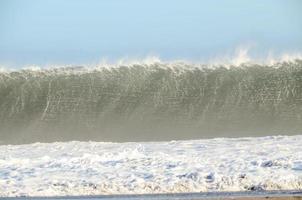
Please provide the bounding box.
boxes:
[1,51,302,71]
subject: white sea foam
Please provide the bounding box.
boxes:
[0,135,302,197]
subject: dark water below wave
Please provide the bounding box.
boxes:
[1,61,302,144]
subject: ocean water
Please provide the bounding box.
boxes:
[0,60,302,197]
[1,60,302,144]
[0,135,302,197]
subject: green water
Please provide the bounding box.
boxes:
[1,61,302,144]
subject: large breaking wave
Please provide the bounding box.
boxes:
[1,60,302,144]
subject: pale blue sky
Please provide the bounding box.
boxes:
[0,0,301,67]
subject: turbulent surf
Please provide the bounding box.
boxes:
[0,60,302,144]
[0,135,302,196]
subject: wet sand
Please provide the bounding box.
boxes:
[2,190,302,200]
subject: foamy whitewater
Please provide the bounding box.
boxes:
[0,135,302,197]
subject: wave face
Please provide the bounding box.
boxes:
[0,136,302,196]
[1,61,302,143]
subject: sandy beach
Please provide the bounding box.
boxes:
[2,191,302,200]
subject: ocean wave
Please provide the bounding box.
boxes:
[1,60,302,144]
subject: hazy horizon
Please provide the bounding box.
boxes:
[1,0,302,67]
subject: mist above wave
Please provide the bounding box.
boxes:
[1,48,302,72]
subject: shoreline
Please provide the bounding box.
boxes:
[3,190,302,200]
